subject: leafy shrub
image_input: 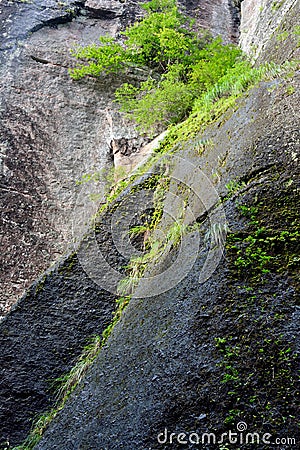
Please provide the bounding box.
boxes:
[70,0,245,133]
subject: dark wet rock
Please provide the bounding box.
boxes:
[1,1,298,450]
[0,179,157,447]
[34,73,300,450]
[0,257,116,448]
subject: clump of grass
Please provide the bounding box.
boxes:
[118,219,188,296]
[117,242,163,295]
[13,295,131,450]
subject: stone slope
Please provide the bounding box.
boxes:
[240,0,299,61]
[1,1,299,449]
[0,0,132,316]
[0,176,157,447]
[35,71,300,450]
[0,0,241,316]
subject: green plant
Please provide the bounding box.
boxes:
[293,25,300,35]
[70,0,244,134]
[14,294,132,450]
[276,31,289,42]
[286,85,295,95]
[221,366,240,383]
[293,25,300,46]
[157,60,300,155]
[237,204,258,220]
[272,0,285,12]
[129,225,150,237]
[234,241,272,274]
[70,0,203,79]
[227,217,300,280]
[115,37,243,133]
[165,220,187,247]
[116,174,168,296]
[53,335,103,402]
[117,241,163,295]
[224,409,242,424]
[215,337,227,348]
[217,190,299,435]
[225,179,246,198]
[117,180,186,297]
[194,138,214,154]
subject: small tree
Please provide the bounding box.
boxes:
[70,0,244,133]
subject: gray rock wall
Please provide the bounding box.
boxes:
[239,0,299,60]
[0,0,127,316]
[35,72,300,450]
[0,0,241,317]
[0,178,157,448]
[0,1,299,449]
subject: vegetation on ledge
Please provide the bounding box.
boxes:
[70,0,299,155]
[70,0,245,134]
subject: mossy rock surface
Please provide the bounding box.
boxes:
[33,72,300,449]
[0,178,157,448]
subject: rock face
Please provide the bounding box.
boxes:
[0,0,124,317]
[239,0,299,60]
[35,71,300,449]
[0,257,116,448]
[0,180,155,447]
[181,0,241,42]
[1,1,299,450]
[0,0,241,318]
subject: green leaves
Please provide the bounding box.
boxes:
[70,0,192,79]
[116,75,194,134]
[70,39,127,79]
[189,38,243,92]
[69,0,245,133]
[122,0,197,71]
[140,0,177,13]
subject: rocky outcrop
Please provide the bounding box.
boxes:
[0,0,128,317]
[0,0,241,318]
[35,70,300,450]
[181,0,241,42]
[0,176,157,448]
[239,0,299,61]
[1,46,299,450]
[2,1,299,450]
